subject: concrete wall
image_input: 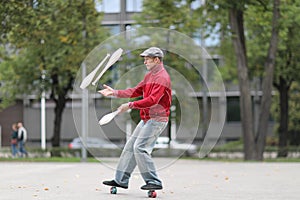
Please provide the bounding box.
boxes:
[0,100,23,146]
[23,99,128,146]
[1,96,275,147]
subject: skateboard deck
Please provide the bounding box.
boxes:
[105,185,159,198]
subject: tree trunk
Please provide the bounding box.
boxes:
[256,0,280,160]
[229,8,257,160]
[52,96,66,147]
[50,72,73,147]
[276,76,289,157]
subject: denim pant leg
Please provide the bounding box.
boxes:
[18,141,27,157]
[134,120,167,186]
[114,121,144,187]
[11,144,18,157]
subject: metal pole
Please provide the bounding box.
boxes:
[41,91,46,150]
[81,0,88,162]
[0,125,2,148]
[41,70,46,150]
[81,62,88,162]
[125,79,132,141]
[201,51,208,139]
[170,105,177,141]
[126,114,132,142]
[201,0,208,139]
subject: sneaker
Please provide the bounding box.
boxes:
[141,183,163,190]
[102,180,128,189]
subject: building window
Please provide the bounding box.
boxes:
[226,97,241,122]
[126,0,143,12]
[174,0,202,9]
[103,25,121,35]
[95,0,120,13]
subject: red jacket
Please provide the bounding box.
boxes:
[115,63,171,122]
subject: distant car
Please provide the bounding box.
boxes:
[68,137,120,149]
[154,137,198,154]
[154,137,170,149]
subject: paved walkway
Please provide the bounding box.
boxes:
[1,158,299,200]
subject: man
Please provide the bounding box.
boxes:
[17,122,28,157]
[99,47,171,190]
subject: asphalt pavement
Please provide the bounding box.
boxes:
[1,158,299,200]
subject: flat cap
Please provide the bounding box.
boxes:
[140,47,164,58]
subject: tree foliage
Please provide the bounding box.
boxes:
[208,0,280,161]
[269,0,300,156]
[0,0,108,146]
[135,0,200,34]
[133,0,205,89]
[243,0,300,157]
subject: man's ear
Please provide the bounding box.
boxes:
[154,57,160,63]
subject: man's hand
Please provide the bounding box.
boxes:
[98,84,114,96]
[118,102,130,113]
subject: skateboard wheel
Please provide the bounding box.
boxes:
[110,186,117,194]
[148,190,157,198]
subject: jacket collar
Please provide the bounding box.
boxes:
[150,62,163,75]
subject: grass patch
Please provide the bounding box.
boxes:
[213,140,300,153]
[1,155,300,163]
[182,156,300,162]
[213,140,244,152]
[0,157,99,163]
[263,157,300,162]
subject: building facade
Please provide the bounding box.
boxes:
[0,0,274,147]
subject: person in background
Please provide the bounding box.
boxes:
[10,123,18,158]
[17,122,28,157]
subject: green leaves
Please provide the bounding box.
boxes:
[135,0,201,34]
[0,0,108,108]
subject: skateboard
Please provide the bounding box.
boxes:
[108,186,159,198]
[141,187,158,198]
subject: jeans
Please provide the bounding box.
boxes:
[11,143,18,157]
[18,141,28,157]
[115,119,168,188]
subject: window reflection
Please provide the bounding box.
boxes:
[126,0,143,12]
[95,0,120,13]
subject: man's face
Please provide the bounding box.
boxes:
[143,56,159,70]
